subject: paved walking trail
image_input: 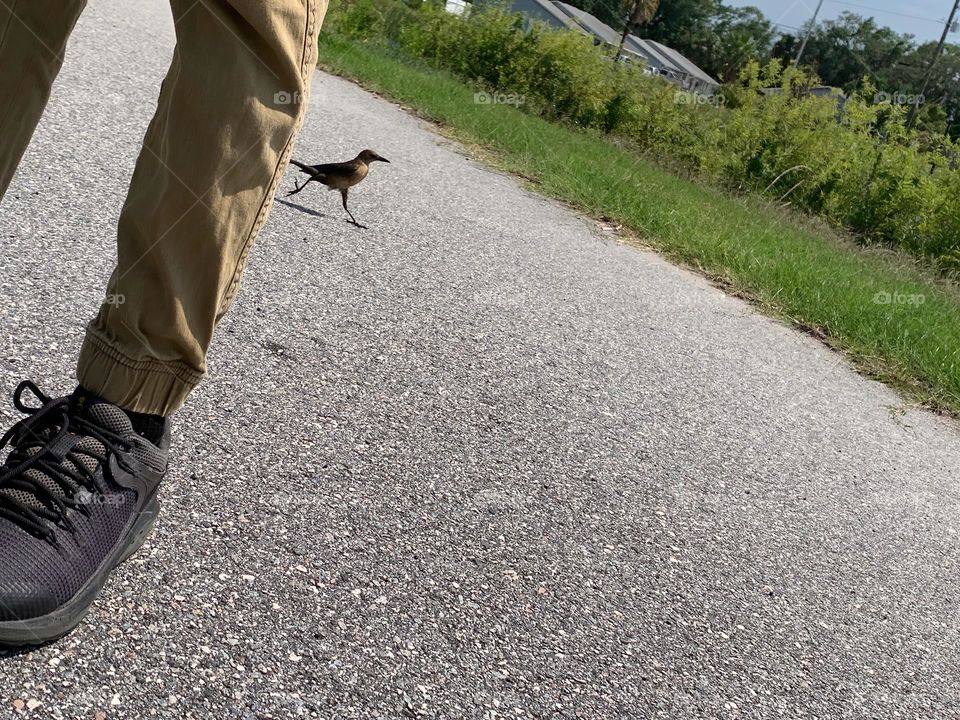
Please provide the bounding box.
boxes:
[0,1,959,717]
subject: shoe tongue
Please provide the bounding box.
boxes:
[70,389,134,436]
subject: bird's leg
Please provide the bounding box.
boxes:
[341,189,367,229]
[287,177,310,197]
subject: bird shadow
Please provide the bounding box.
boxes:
[275,198,326,218]
[276,198,371,230]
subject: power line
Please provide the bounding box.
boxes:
[826,0,948,25]
[580,0,948,39]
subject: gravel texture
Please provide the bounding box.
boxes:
[0,1,959,718]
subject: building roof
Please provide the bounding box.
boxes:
[623,36,673,69]
[631,37,718,87]
[551,1,621,45]
[522,0,583,31]
[498,0,720,91]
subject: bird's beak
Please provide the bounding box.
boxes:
[377,154,390,163]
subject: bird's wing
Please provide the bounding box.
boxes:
[309,161,356,179]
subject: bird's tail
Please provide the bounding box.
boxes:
[290,159,313,173]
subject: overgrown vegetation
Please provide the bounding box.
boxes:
[324,0,960,270]
[571,0,959,136]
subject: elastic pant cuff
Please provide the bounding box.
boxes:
[76,329,202,416]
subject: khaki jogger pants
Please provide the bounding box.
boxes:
[0,0,326,415]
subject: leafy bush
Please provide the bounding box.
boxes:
[323,0,960,267]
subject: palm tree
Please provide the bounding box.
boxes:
[616,0,660,62]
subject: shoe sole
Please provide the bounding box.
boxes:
[0,495,160,647]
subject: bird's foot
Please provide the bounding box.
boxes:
[345,218,368,230]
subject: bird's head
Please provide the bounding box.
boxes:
[357,149,390,164]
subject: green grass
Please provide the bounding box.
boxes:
[317,35,960,416]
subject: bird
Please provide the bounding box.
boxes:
[287,149,390,228]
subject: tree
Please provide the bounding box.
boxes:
[793,12,914,90]
[569,0,626,28]
[708,5,776,81]
[891,41,960,138]
[643,0,718,71]
[771,33,798,63]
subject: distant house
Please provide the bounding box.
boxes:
[624,37,719,95]
[472,0,720,95]
[551,1,621,45]
[760,85,846,101]
[759,85,848,119]
[548,2,719,95]
[504,0,582,31]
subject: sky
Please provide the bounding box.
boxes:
[728,0,956,44]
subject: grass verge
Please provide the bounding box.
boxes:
[317,35,960,417]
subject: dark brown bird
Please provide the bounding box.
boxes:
[288,149,390,228]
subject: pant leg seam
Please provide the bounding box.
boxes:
[0,0,21,61]
[217,0,318,314]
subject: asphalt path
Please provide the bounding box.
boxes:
[0,1,959,718]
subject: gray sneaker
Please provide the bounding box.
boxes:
[0,381,169,646]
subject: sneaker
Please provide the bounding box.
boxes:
[0,381,169,646]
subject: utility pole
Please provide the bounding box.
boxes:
[793,0,824,68]
[906,0,960,130]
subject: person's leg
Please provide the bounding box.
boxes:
[76,0,326,416]
[0,0,87,198]
[0,0,327,646]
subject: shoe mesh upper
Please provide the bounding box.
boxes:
[0,395,167,623]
